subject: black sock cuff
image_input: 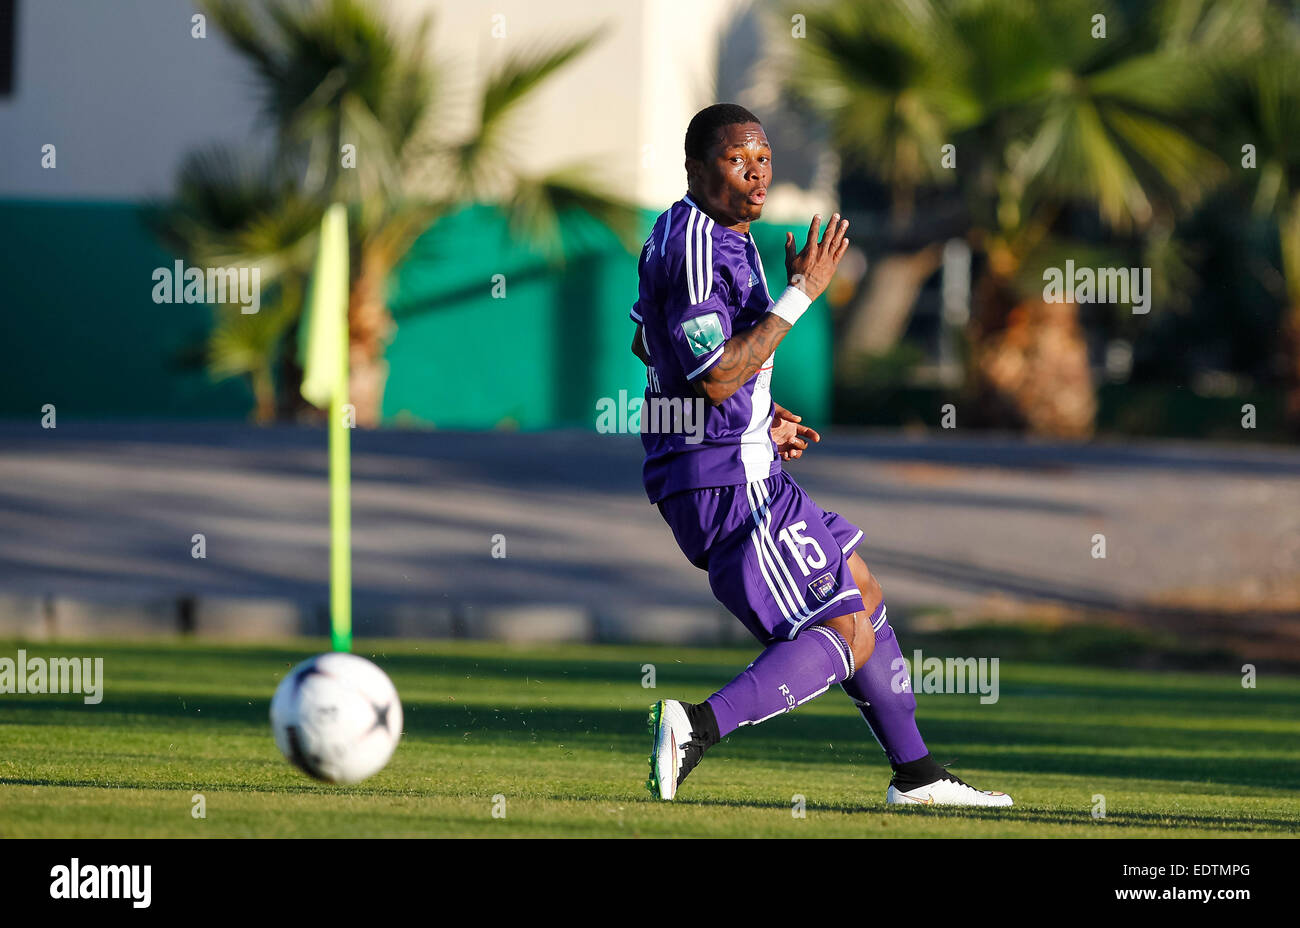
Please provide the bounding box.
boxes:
[890,753,947,787]
[688,700,721,748]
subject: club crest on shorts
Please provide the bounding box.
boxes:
[807,571,837,603]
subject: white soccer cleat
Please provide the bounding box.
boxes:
[646,699,709,800]
[886,776,1014,808]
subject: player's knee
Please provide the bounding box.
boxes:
[852,618,875,669]
[863,571,883,610]
[818,613,873,673]
[849,556,884,612]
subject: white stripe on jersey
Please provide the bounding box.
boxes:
[694,209,706,302]
[734,234,775,480]
[739,356,775,482]
[684,209,697,304]
[681,201,714,306]
[702,215,713,300]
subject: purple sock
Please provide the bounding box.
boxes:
[840,602,930,766]
[707,625,853,738]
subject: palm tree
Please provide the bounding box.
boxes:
[162,0,638,425]
[151,146,322,422]
[788,0,1230,436]
[1206,10,1300,433]
[786,0,979,363]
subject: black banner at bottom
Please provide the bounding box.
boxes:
[0,837,1284,916]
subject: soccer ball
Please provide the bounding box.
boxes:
[270,652,403,784]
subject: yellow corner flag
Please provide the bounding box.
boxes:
[300,203,350,409]
[299,203,352,652]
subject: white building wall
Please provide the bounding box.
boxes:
[0,0,823,212]
[389,0,755,209]
[0,0,260,200]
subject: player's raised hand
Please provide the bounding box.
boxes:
[771,402,821,461]
[784,212,850,302]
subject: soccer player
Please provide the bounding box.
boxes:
[632,104,1012,807]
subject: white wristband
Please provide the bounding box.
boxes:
[769,284,812,326]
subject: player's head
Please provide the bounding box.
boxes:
[684,103,770,227]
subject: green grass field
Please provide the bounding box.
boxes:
[1,637,1297,837]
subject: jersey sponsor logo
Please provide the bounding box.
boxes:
[681,312,725,357]
[748,268,758,288]
[808,570,837,603]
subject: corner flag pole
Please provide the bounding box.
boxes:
[328,307,352,653]
[299,202,352,652]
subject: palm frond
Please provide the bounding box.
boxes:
[155,144,322,282]
[207,298,297,381]
[1101,105,1226,210]
[203,0,438,203]
[504,166,642,262]
[452,30,604,196]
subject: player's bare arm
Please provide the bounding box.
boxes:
[694,213,850,405]
[693,313,790,404]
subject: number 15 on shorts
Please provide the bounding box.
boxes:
[777,521,827,576]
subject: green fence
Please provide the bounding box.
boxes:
[0,200,251,419]
[0,200,830,428]
[385,203,830,429]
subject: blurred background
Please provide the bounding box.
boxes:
[1,0,1298,666]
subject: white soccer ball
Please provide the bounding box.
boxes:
[270,652,403,784]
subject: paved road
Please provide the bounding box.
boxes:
[1,421,1298,652]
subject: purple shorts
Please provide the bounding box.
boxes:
[656,471,866,645]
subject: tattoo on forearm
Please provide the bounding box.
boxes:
[704,314,791,401]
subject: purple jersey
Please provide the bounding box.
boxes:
[630,195,781,502]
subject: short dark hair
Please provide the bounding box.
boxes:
[684,103,762,161]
